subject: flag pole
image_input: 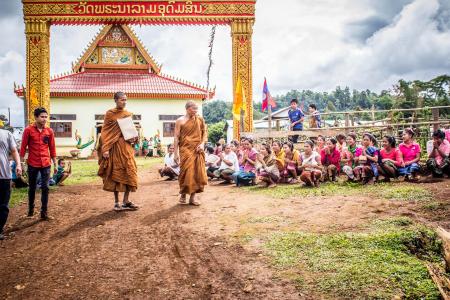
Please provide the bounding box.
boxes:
[268,104,272,140]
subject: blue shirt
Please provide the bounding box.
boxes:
[288,109,304,130]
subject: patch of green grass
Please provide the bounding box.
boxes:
[266,218,442,299]
[246,181,432,202]
[382,186,433,201]
[10,188,28,208]
[422,202,446,211]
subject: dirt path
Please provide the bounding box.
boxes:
[0,166,449,300]
[0,168,303,300]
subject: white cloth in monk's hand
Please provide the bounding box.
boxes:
[205,153,220,168]
[164,153,180,175]
[219,152,239,172]
[117,116,138,141]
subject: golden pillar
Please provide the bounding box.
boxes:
[231,20,254,139]
[25,20,50,125]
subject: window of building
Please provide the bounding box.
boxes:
[50,122,72,138]
[163,122,176,137]
[159,115,182,121]
[95,114,141,121]
[50,114,76,120]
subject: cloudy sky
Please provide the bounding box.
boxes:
[1,0,449,126]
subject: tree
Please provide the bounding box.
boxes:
[203,100,232,124]
[208,121,226,144]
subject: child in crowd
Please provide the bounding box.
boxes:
[159,144,180,180]
[378,136,402,181]
[10,160,28,188]
[142,138,149,157]
[427,129,450,177]
[308,104,321,128]
[256,143,279,188]
[398,128,421,181]
[342,133,361,181]
[205,146,220,179]
[299,140,322,187]
[288,99,305,143]
[353,133,379,184]
[272,141,285,173]
[320,138,341,182]
[134,141,140,157]
[233,138,257,187]
[214,142,223,156]
[336,134,347,154]
[51,159,72,186]
[214,144,239,183]
[280,142,301,183]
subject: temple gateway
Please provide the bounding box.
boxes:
[15,24,213,157]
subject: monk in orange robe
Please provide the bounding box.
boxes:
[174,101,208,206]
[98,92,139,210]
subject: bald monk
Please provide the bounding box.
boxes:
[98,92,139,211]
[173,101,208,206]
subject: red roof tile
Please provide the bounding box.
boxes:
[15,70,214,100]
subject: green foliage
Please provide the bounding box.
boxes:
[203,100,267,124]
[208,121,226,144]
[202,100,233,124]
[266,218,442,299]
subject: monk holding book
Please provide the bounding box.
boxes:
[174,101,208,206]
[98,92,139,211]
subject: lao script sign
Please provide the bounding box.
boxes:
[23,0,256,24]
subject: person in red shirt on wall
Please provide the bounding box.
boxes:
[20,107,57,221]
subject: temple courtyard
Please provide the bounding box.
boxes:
[0,158,449,299]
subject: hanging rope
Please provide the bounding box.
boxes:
[206,25,217,100]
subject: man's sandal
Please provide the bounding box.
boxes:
[122,202,139,210]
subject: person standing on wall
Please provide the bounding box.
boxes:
[20,107,57,221]
[288,99,305,144]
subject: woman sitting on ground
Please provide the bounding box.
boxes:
[256,143,280,188]
[336,134,347,154]
[233,138,258,187]
[159,144,180,180]
[378,136,402,182]
[214,144,239,184]
[272,141,285,174]
[398,128,421,181]
[353,133,379,184]
[342,133,361,181]
[426,129,450,178]
[280,142,301,183]
[320,138,341,182]
[299,140,322,187]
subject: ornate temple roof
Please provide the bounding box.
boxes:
[15,24,214,100]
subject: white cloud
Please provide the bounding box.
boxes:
[0,0,449,126]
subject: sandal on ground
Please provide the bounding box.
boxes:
[114,203,121,211]
[179,195,187,204]
[189,200,201,206]
[122,202,139,210]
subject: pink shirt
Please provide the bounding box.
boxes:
[445,129,450,143]
[433,139,450,166]
[243,148,257,173]
[380,148,403,167]
[398,142,421,163]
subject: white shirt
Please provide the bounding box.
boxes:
[301,151,320,170]
[219,151,239,172]
[205,153,220,168]
[164,153,180,175]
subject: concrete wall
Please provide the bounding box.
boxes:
[50,97,203,157]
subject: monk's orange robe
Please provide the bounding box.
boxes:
[178,116,208,195]
[98,108,138,192]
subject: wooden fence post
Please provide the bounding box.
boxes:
[432,107,440,132]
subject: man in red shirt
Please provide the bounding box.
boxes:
[20,107,57,220]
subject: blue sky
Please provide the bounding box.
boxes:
[1,0,449,126]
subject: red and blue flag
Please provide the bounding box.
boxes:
[262,78,276,112]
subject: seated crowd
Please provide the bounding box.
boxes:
[158,128,450,187]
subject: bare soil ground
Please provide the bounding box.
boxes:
[0,166,449,300]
